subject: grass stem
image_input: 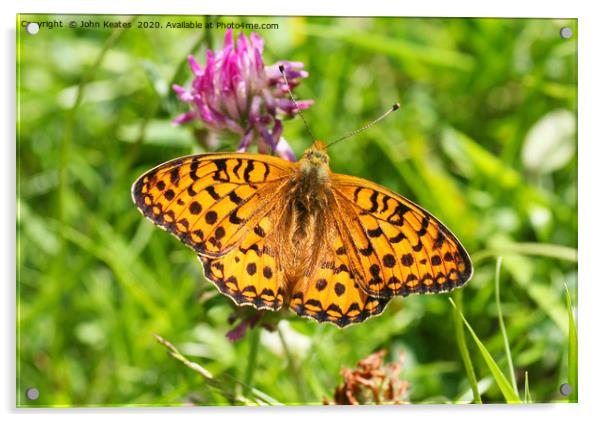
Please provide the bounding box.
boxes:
[495,257,518,394]
[450,298,521,403]
[565,284,578,403]
[452,289,482,404]
[524,371,531,403]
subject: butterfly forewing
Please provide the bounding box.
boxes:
[331,173,473,298]
[132,154,294,258]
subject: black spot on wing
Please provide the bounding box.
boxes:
[228,190,243,204]
[417,216,430,237]
[206,186,220,200]
[213,159,229,182]
[261,161,270,181]
[367,227,383,238]
[190,160,200,181]
[387,203,410,226]
[232,159,243,179]
[389,232,406,243]
[229,208,244,225]
[434,232,445,250]
[243,160,255,182]
[353,187,363,204]
[368,190,379,213]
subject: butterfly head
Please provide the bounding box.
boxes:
[299,141,331,182]
[302,140,330,165]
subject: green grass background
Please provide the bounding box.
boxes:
[17,15,577,406]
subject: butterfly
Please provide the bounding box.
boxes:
[131,140,473,327]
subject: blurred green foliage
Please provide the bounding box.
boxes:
[17,15,577,406]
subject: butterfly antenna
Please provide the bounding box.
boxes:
[325,103,400,149]
[279,64,316,140]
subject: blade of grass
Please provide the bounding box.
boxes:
[452,289,482,404]
[154,334,214,379]
[524,371,532,403]
[154,334,282,406]
[450,298,522,403]
[500,255,569,336]
[494,257,518,395]
[471,242,578,265]
[564,284,578,403]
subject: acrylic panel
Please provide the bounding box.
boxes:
[16,14,577,407]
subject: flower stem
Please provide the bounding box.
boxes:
[243,327,260,389]
[277,326,307,403]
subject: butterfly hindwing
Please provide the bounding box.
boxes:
[331,174,473,298]
[198,213,285,311]
[289,238,390,327]
[132,153,293,258]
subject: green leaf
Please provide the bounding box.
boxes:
[495,257,519,395]
[452,290,482,404]
[565,284,578,403]
[472,241,578,264]
[521,109,576,174]
[450,298,522,403]
[524,371,532,403]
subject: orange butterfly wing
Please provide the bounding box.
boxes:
[288,229,391,327]
[329,173,473,298]
[132,154,294,311]
[132,153,293,258]
[198,214,287,311]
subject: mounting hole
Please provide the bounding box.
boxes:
[26,22,40,35]
[25,387,39,400]
[559,383,573,396]
[560,27,573,39]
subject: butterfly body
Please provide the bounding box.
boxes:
[276,141,336,298]
[132,141,472,327]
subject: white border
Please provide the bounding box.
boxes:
[3,1,601,422]
[4,0,584,17]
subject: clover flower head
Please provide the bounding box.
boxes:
[173,29,313,161]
